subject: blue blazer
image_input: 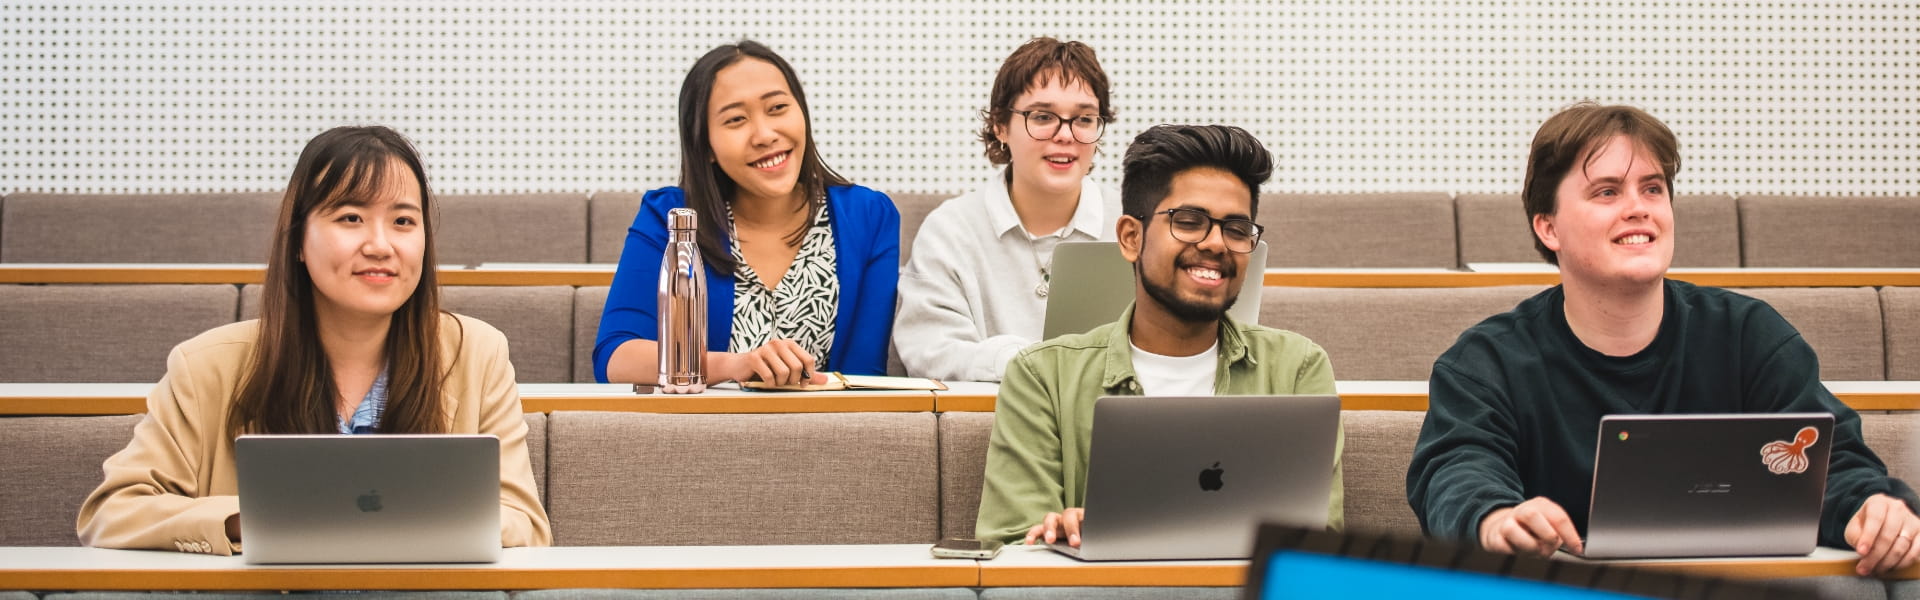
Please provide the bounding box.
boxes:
[594,185,900,383]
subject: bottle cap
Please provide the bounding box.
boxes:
[667,207,697,231]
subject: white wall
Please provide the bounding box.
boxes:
[2,1,1915,196]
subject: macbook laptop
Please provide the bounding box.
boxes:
[235,434,502,564]
[1051,394,1340,561]
[1578,413,1834,559]
[1042,241,1267,340]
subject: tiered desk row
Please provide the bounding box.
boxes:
[3,380,1917,416]
[0,543,1912,590]
[4,262,1919,595]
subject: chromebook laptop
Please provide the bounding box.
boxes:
[1578,413,1834,559]
[236,434,502,564]
[1042,241,1267,340]
[1050,394,1340,561]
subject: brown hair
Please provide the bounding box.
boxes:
[1522,101,1681,265]
[228,125,453,439]
[677,40,850,276]
[977,37,1114,165]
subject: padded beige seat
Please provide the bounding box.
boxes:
[1456,193,1739,267]
[441,286,576,384]
[1339,410,1427,537]
[891,192,955,264]
[937,411,994,540]
[1860,412,1919,484]
[1257,193,1455,268]
[522,413,549,508]
[242,285,577,384]
[1259,285,1546,380]
[573,286,610,383]
[588,192,644,263]
[1883,287,1920,381]
[545,411,939,546]
[0,414,142,545]
[1740,195,1920,267]
[1734,287,1885,381]
[435,193,589,266]
[0,284,238,383]
[1,192,279,263]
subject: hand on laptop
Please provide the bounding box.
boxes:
[1845,493,1920,575]
[1025,508,1085,547]
[714,339,828,386]
[1479,497,1583,558]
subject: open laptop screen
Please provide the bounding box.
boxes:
[1259,551,1643,599]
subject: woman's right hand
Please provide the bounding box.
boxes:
[714,339,828,386]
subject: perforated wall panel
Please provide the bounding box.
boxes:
[3,2,1915,196]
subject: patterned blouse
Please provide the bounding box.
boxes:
[726,202,840,370]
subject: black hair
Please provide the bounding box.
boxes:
[1119,124,1272,220]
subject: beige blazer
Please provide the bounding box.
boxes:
[76,313,553,555]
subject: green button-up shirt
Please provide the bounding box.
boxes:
[975,303,1345,544]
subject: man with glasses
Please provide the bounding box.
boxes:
[976,124,1344,546]
[894,37,1123,382]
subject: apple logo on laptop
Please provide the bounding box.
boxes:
[357,490,383,512]
[1199,462,1225,491]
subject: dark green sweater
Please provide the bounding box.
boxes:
[1406,279,1916,549]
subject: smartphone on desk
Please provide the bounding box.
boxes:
[930,537,1004,559]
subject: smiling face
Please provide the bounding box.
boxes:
[996,73,1100,200]
[301,157,426,326]
[1533,134,1675,290]
[706,57,807,206]
[1120,166,1252,324]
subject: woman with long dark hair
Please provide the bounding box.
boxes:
[595,41,900,386]
[78,126,551,554]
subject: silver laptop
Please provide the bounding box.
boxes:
[1051,394,1340,561]
[1579,413,1834,559]
[235,434,502,564]
[1042,241,1267,340]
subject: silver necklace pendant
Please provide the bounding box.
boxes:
[1035,271,1050,297]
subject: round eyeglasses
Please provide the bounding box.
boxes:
[1148,208,1264,254]
[1012,110,1105,144]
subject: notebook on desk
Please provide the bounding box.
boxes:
[1050,394,1339,561]
[1042,241,1267,340]
[235,434,502,564]
[1578,413,1834,559]
[736,373,947,392]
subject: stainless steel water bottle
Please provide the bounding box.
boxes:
[657,207,707,393]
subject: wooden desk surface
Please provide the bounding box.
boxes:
[0,545,975,591]
[0,383,936,415]
[1262,267,1920,288]
[980,544,1249,586]
[6,264,1916,289]
[931,381,1920,413]
[5,382,1915,415]
[0,264,620,286]
[977,544,1919,585]
[5,544,1901,590]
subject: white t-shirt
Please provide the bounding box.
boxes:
[1129,340,1219,397]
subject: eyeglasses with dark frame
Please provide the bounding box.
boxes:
[1011,109,1106,144]
[1146,207,1264,254]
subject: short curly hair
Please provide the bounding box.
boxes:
[977,38,1113,165]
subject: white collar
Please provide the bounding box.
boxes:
[982,167,1109,239]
